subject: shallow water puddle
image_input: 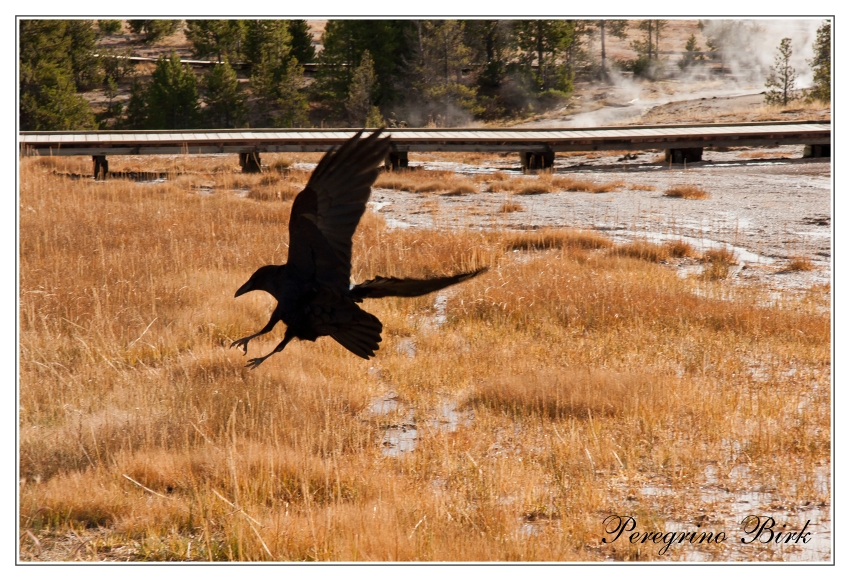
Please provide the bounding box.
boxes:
[629,465,831,561]
[367,392,469,457]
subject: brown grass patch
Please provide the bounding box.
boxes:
[246,182,302,202]
[700,247,738,279]
[664,185,710,200]
[664,239,698,258]
[610,240,670,262]
[18,155,831,562]
[487,174,625,195]
[785,256,816,272]
[609,239,698,263]
[498,202,524,213]
[627,183,658,191]
[500,228,614,251]
[375,168,477,195]
[468,370,669,420]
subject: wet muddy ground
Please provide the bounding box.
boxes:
[365,145,831,295]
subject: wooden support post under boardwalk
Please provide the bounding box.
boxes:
[665,148,703,164]
[239,152,262,173]
[92,155,109,180]
[520,150,554,172]
[385,151,409,171]
[803,144,831,158]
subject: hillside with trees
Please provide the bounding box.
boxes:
[19,19,832,131]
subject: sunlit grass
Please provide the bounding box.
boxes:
[665,185,711,200]
[19,155,830,562]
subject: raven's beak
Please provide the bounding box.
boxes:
[234,280,252,298]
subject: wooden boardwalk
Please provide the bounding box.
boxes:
[20,122,830,157]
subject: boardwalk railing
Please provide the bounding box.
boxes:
[19,122,831,175]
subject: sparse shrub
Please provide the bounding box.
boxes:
[487,175,624,195]
[374,168,476,194]
[610,240,670,262]
[701,247,738,279]
[664,239,697,258]
[270,159,292,174]
[628,183,657,191]
[502,228,614,251]
[499,202,524,213]
[785,256,815,272]
[665,185,710,199]
[441,180,478,196]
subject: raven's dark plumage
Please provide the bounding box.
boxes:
[232,130,486,368]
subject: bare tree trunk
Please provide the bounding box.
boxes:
[655,20,661,62]
[536,21,545,90]
[600,20,607,82]
[647,21,653,61]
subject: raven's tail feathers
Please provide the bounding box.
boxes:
[350,268,487,302]
[330,309,383,359]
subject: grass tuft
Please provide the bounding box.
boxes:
[664,185,711,200]
[785,256,816,272]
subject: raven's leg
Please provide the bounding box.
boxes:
[231,316,278,353]
[246,328,296,370]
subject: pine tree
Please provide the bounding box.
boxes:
[244,20,303,125]
[123,78,149,129]
[807,21,830,103]
[511,20,575,93]
[19,20,96,130]
[204,60,248,128]
[66,20,103,89]
[128,20,181,43]
[679,34,704,70]
[314,20,415,121]
[628,20,667,78]
[347,50,378,126]
[275,58,309,128]
[97,20,123,35]
[765,38,797,106]
[409,20,480,125]
[463,20,510,95]
[185,20,245,63]
[132,52,201,129]
[288,20,316,63]
[595,20,628,82]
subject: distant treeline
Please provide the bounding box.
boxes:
[19,19,831,131]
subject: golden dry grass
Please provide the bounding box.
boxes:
[700,247,738,280]
[19,155,830,562]
[628,184,658,191]
[783,256,816,272]
[487,174,625,195]
[499,228,614,252]
[609,239,699,263]
[665,185,711,200]
[375,168,478,195]
[498,202,524,214]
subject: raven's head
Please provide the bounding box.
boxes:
[235,265,278,298]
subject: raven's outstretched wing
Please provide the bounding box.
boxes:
[287,130,392,289]
[350,268,487,302]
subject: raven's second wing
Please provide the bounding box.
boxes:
[286,130,392,289]
[350,268,487,302]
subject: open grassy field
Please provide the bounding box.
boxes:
[18,155,830,561]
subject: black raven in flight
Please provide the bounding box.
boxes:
[233,130,485,368]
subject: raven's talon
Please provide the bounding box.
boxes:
[245,357,265,370]
[231,338,249,353]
